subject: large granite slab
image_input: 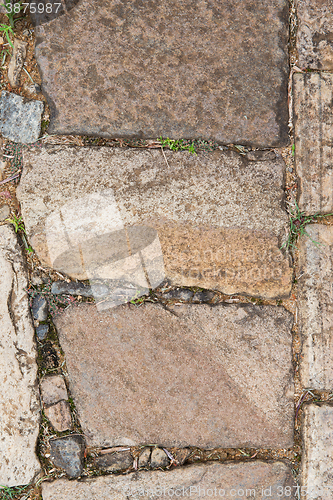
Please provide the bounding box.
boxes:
[298,224,333,389]
[17,146,292,300]
[0,226,41,486]
[296,0,333,70]
[41,461,296,500]
[294,72,333,214]
[301,404,333,499]
[33,0,289,146]
[54,302,294,449]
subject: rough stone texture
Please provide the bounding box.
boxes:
[7,39,27,88]
[54,302,294,449]
[301,403,333,499]
[138,448,151,468]
[18,146,292,300]
[44,401,73,432]
[40,375,68,406]
[51,280,109,298]
[296,0,333,70]
[49,435,85,478]
[41,461,296,500]
[33,0,288,146]
[0,226,41,486]
[0,91,44,144]
[150,448,169,468]
[298,224,333,389]
[294,72,333,214]
[172,448,192,466]
[96,450,133,472]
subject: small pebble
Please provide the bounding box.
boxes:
[162,289,193,301]
[0,204,10,222]
[32,294,48,321]
[150,448,169,468]
[138,447,151,468]
[36,324,49,340]
[192,291,215,303]
[288,167,293,173]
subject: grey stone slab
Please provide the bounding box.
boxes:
[49,434,85,478]
[0,226,41,486]
[54,302,294,449]
[296,0,333,70]
[0,91,43,144]
[41,461,296,500]
[301,403,333,499]
[32,294,48,321]
[294,72,333,214]
[33,0,289,146]
[95,450,133,472]
[298,224,333,389]
[18,146,292,300]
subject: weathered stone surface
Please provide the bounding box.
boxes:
[138,448,151,468]
[96,450,133,472]
[150,448,169,468]
[298,224,333,389]
[0,226,41,486]
[301,403,333,499]
[41,461,296,500]
[54,302,294,449]
[18,146,292,300]
[33,0,288,146]
[172,448,192,466]
[45,400,72,432]
[32,294,48,321]
[0,91,44,144]
[40,375,68,406]
[49,435,85,478]
[8,39,27,88]
[296,0,333,70]
[294,72,333,214]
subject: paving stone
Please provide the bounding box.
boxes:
[33,0,288,146]
[40,375,68,406]
[18,146,292,300]
[296,0,333,70]
[49,434,85,478]
[36,323,49,340]
[294,72,333,214]
[54,302,294,449]
[95,450,133,472]
[44,400,72,432]
[0,226,41,486]
[0,91,44,144]
[138,447,151,468]
[32,294,48,321]
[8,39,27,88]
[150,448,169,468]
[301,403,333,499]
[41,461,296,500]
[298,224,333,389]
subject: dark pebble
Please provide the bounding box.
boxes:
[162,289,194,301]
[32,294,48,321]
[50,434,85,478]
[192,291,215,303]
[95,450,133,472]
[36,324,49,340]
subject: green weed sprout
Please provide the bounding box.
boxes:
[281,201,333,250]
[159,137,197,156]
[5,213,34,254]
[0,23,14,48]
[1,0,23,30]
[0,483,28,500]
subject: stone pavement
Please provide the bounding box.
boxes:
[2,0,333,498]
